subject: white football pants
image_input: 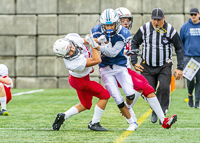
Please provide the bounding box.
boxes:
[100,65,136,105]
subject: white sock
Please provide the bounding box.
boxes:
[92,105,104,124]
[131,92,141,108]
[64,106,78,120]
[127,117,134,124]
[147,97,165,123]
[0,96,6,110]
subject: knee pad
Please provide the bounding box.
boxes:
[126,94,135,100]
[117,102,125,108]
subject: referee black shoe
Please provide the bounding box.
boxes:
[88,121,107,131]
[52,113,65,131]
[188,95,194,107]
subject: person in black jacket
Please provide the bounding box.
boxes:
[131,8,184,124]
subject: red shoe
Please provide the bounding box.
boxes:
[162,114,177,129]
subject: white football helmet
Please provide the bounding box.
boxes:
[0,64,8,77]
[53,38,72,58]
[100,8,120,37]
[53,38,81,60]
[115,7,133,29]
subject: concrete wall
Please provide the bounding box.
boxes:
[0,0,199,88]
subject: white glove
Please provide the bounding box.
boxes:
[97,35,107,43]
[85,34,99,48]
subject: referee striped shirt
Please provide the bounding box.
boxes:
[131,21,184,70]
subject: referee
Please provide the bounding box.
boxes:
[131,8,184,124]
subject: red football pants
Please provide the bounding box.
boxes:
[118,68,155,97]
[69,74,110,109]
[0,85,12,105]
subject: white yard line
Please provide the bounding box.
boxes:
[12,89,44,96]
[0,128,51,130]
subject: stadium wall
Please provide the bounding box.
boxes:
[0,0,199,89]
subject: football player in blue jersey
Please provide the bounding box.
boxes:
[87,8,177,130]
[88,8,138,131]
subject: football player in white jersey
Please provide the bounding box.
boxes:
[52,33,110,131]
[0,64,13,116]
[115,7,177,129]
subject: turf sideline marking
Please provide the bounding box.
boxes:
[114,109,152,143]
[12,89,44,96]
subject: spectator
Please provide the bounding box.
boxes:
[180,7,200,108]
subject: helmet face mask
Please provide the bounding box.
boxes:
[100,9,120,37]
[115,7,133,29]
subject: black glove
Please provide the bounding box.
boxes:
[126,49,141,56]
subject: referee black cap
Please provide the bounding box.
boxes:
[190,8,199,14]
[151,8,164,20]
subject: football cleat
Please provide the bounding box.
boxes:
[52,113,65,131]
[126,122,138,131]
[0,109,9,116]
[159,113,166,125]
[88,121,107,131]
[162,114,177,129]
[151,110,158,123]
[188,96,194,107]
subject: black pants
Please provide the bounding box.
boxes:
[141,62,172,114]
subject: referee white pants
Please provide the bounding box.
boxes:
[99,65,136,105]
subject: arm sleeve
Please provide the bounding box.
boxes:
[99,41,124,57]
[179,27,185,45]
[131,29,143,66]
[171,32,184,71]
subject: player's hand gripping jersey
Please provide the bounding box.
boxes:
[63,33,93,78]
[91,24,132,68]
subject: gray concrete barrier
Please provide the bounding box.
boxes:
[0,0,198,88]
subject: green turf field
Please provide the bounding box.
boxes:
[0,88,200,143]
